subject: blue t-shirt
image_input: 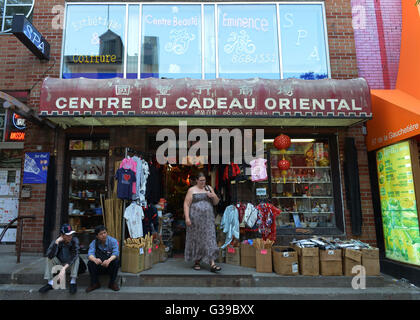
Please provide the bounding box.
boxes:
[115,168,136,200]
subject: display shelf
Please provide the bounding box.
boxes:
[272,196,333,199]
[271,166,331,169]
[279,211,333,214]
[269,181,331,184]
[69,214,103,217]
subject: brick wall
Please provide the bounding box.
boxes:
[0,0,64,253]
[1,0,377,252]
[351,0,402,89]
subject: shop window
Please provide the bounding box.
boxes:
[258,137,342,233]
[62,2,330,80]
[127,4,140,79]
[0,0,34,33]
[217,4,280,79]
[141,4,202,79]
[279,4,329,80]
[62,4,126,79]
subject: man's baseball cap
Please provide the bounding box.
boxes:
[60,223,75,235]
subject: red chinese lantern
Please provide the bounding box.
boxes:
[278,159,290,183]
[278,159,290,171]
[273,134,291,152]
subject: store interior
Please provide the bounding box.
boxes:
[65,128,341,254]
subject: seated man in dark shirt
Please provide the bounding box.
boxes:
[39,224,80,294]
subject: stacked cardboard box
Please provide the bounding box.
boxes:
[240,240,256,268]
[226,245,241,266]
[319,249,342,276]
[272,246,299,276]
[255,239,274,273]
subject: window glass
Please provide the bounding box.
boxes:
[204,5,215,79]
[0,0,34,33]
[62,4,126,79]
[279,4,328,79]
[263,138,335,229]
[218,4,280,79]
[141,4,202,79]
[127,4,139,79]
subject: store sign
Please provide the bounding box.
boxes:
[9,132,25,141]
[12,14,50,60]
[39,77,372,119]
[6,113,26,142]
[23,152,50,184]
[12,113,26,130]
[69,55,118,64]
[376,141,420,266]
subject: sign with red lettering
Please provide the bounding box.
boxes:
[39,77,371,119]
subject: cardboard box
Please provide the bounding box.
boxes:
[217,248,225,263]
[240,243,256,268]
[272,246,299,276]
[152,244,159,265]
[121,246,145,274]
[342,248,362,276]
[226,246,241,266]
[362,248,380,276]
[292,245,319,276]
[158,243,168,262]
[256,248,272,273]
[319,249,342,276]
[144,247,153,270]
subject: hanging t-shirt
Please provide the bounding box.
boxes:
[250,158,268,182]
[124,202,144,238]
[120,157,137,195]
[115,168,136,200]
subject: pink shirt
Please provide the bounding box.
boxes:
[250,158,267,182]
[120,158,137,194]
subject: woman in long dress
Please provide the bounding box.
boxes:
[184,172,221,272]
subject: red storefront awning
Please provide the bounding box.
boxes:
[39,77,372,127]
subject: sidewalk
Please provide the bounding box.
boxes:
[1,244,419,300]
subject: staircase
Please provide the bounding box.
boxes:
[0,256,419,300]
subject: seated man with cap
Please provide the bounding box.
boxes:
[39,223,80,294]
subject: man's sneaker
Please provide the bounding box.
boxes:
[39,284,53,294]
[69,283,77,294]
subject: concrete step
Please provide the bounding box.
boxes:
[0,284,419,300]
[0,257,387,288]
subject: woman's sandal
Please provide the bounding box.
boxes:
[210,264,222,273]
[193,262,201,270]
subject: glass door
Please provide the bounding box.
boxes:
[66,138,109,252]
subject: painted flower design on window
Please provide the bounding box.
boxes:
[224,30,256,55]
[165,29,196,55]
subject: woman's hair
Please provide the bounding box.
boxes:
[196,172,206,179]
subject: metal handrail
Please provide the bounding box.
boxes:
[0,215,36,263]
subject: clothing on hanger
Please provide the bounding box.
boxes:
[120,157,137,194]
[115,167,136,200]
[124,202,144,238]
[256,202,281,242]
[250,158,268,182]
[243,203,258,229]
[220,205,240,249]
